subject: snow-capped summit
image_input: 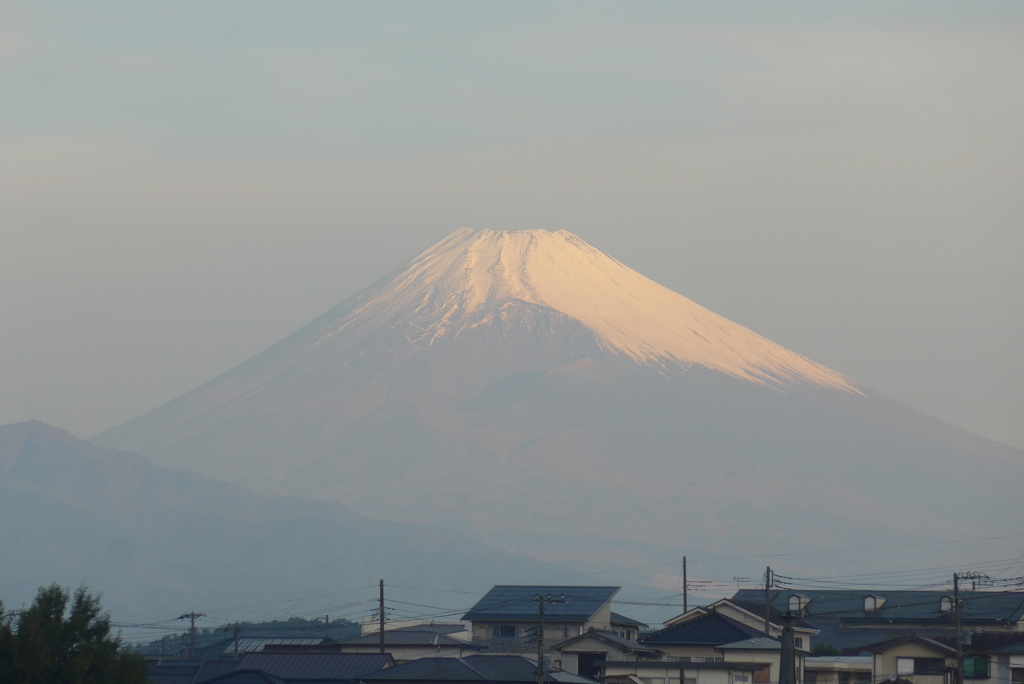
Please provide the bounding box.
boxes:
[316,227,856,391]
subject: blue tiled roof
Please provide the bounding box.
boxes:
[463,587,620,622]
[641,611,765,646]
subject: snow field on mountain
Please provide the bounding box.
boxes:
[327,228,858,392]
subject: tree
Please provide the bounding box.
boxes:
[0,584,147,684]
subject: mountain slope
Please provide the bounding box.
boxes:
[0,420,555,619]
[94,228,1024,574]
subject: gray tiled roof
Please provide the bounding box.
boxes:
[203,671,287,684]
[731,589,1024,624]
[554,629,657,655]
[463,587,619,622]
[641,611,764,647]
[239,651,393,679]
[362,655,595,683]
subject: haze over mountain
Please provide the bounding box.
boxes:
[0,420,555,619]
[95,228,1024,574]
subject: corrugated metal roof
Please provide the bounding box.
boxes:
[463,587,620,622]
[238,651,393,679]
[233,638,322,655]
[363,655,594,683]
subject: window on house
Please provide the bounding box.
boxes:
[911,659,946,675]
[733,675,750,683]
[490,625,516,639]
[1011,668,1024,684]
[963,657,990,679]
[805,672,818,684]
[796,638,804,649]
[864,596,886,612]
[940,597,953,612]
[897,658,915,676]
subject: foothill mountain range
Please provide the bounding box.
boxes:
[3,228,1023,620]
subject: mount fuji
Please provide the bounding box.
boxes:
[94,228,1024,574]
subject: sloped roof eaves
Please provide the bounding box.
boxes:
[339,631,474,647]
[610,612,648,628]
[203,670,287,684]
[554,629,658,655]
[641,612,764,646]
[463,587,620,622]
[857,634,956,655]
[362,658,484,681]
[726,600,815,630]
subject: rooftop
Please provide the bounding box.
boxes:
[642,611,766,647]
[731,589,1024,625]
[238,651,394,679]
[362,655,596,683]
[463,587,620,623]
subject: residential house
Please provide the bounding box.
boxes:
[553,628,663,679]
[462,586,622,653]
[803,656,872,684]
[633,600,816,684]
[730,590,1024,654]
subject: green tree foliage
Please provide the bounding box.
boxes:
[812,642,842,656]
[0,584,147,684]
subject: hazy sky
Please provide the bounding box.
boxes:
[2,2,1022,450]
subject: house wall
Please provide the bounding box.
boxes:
[604,662,743,684]
[872,643,952,684]
[470,621,583,646]
[590,603,614,631]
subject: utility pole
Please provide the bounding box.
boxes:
[233,622,240,660]
[176,612,206,659]
[324,614,331,641]
[764,566,772,635]
[535,593,567,684]
[954,573,961,684]
[778,612,796,684]
[683,557,688,613]
[953,572,989,684]
[379,580,386,654]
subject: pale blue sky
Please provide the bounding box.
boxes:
[2,2,1022,449]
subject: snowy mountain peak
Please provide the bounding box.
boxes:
[322,227,858,392]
